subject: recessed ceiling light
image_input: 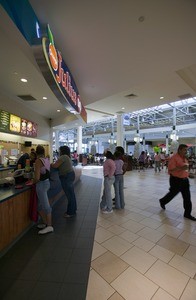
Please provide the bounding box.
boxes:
[160,96,164,99]
[43,96,47,100]
[20,78,27,82]
[57,109,60,112]
[122,107,125,110]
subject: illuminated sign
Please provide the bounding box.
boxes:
[46,25,83,114]
[10,114,21,133]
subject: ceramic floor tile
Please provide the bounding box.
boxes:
[132,237,155,252]
[152,288,177,300]
[107,224,126,235]
[123,212,145,222]
[149,245,175,263]
[146,260,190,299]
[183,245,196,263]
[157,224,183,238]
[178,231,196,247]
[101,235,132,256]
[111,266,158,300]
[169,254,196,278]
[140,217,162,229]
[157,235,189,255]
[94,227,115,243]
[121,246,157,274]
[118,230,139,243]
[86,269,115,300]
[121,219,145,233]
[137,226,165,243]
[97,218,114,229]
[180,278,196,300]
[91,241,107,261]
[91,251,129,283]
[108,292,125,300]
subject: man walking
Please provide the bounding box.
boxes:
[159,144,196,221]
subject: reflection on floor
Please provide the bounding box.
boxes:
[86,166,196,300]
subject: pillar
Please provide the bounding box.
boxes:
[77,125,83,154]
[117,114,124,147]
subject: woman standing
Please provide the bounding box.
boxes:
[51,146,77,218]
[114,151,125,209]
[34,145,53,234]
[100,150,116,214]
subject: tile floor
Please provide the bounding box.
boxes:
[0,172,102,300]
[0,165,195,300]
[86,166,196,300]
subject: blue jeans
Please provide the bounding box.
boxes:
[36,179,51,214]
[60,171,77,215]
[114,175,125,209]
[100,176,115,211]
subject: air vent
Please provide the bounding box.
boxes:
[125,93,137,98]
[17,94,37,101]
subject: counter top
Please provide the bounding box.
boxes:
[0,184,31,203]
[0,166,16,172]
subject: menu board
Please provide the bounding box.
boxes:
[0,110,10,132]
[21,119,28,135]
[0,109,37,137]
[10,114,21,133]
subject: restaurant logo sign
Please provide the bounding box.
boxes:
[46,25,83,115]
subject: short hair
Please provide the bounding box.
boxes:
[115,146,125,155]
[178,144,188,151]
[59,145,71,157]
[114,151,122,159]
[36,145,45,156]
[105,150,114,160]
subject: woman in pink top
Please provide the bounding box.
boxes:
[34,145,53,234]
[100,151,116,214]
[159,144,196,221]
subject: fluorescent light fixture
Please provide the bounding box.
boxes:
[20,78,27,82]
[160,96,164,99]
[57,109,61,112]
[43,96,47,100]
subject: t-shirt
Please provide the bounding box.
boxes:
[103,159,116,177]
[168,153,189,178]
[58,155,73,176]
[114,159,124,175]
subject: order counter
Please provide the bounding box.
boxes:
[0,165,82,256]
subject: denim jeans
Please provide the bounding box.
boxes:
[100,176,115,211]
[114,175,125,209]
[36,179,51,214]
[60,171,77,215]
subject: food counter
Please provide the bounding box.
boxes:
[0,165,82,256]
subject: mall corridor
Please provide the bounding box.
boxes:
[0,166,196,299]
[86,166,196,300]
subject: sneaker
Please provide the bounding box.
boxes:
[102,209,113,214]
[38,226,54,234]
[37,223,46,229]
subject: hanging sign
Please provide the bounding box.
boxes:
[33,25,87,123]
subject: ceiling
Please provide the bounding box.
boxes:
[0,0,196,139]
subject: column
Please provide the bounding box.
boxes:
[77,125,83,154]
[117,114,124,147]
